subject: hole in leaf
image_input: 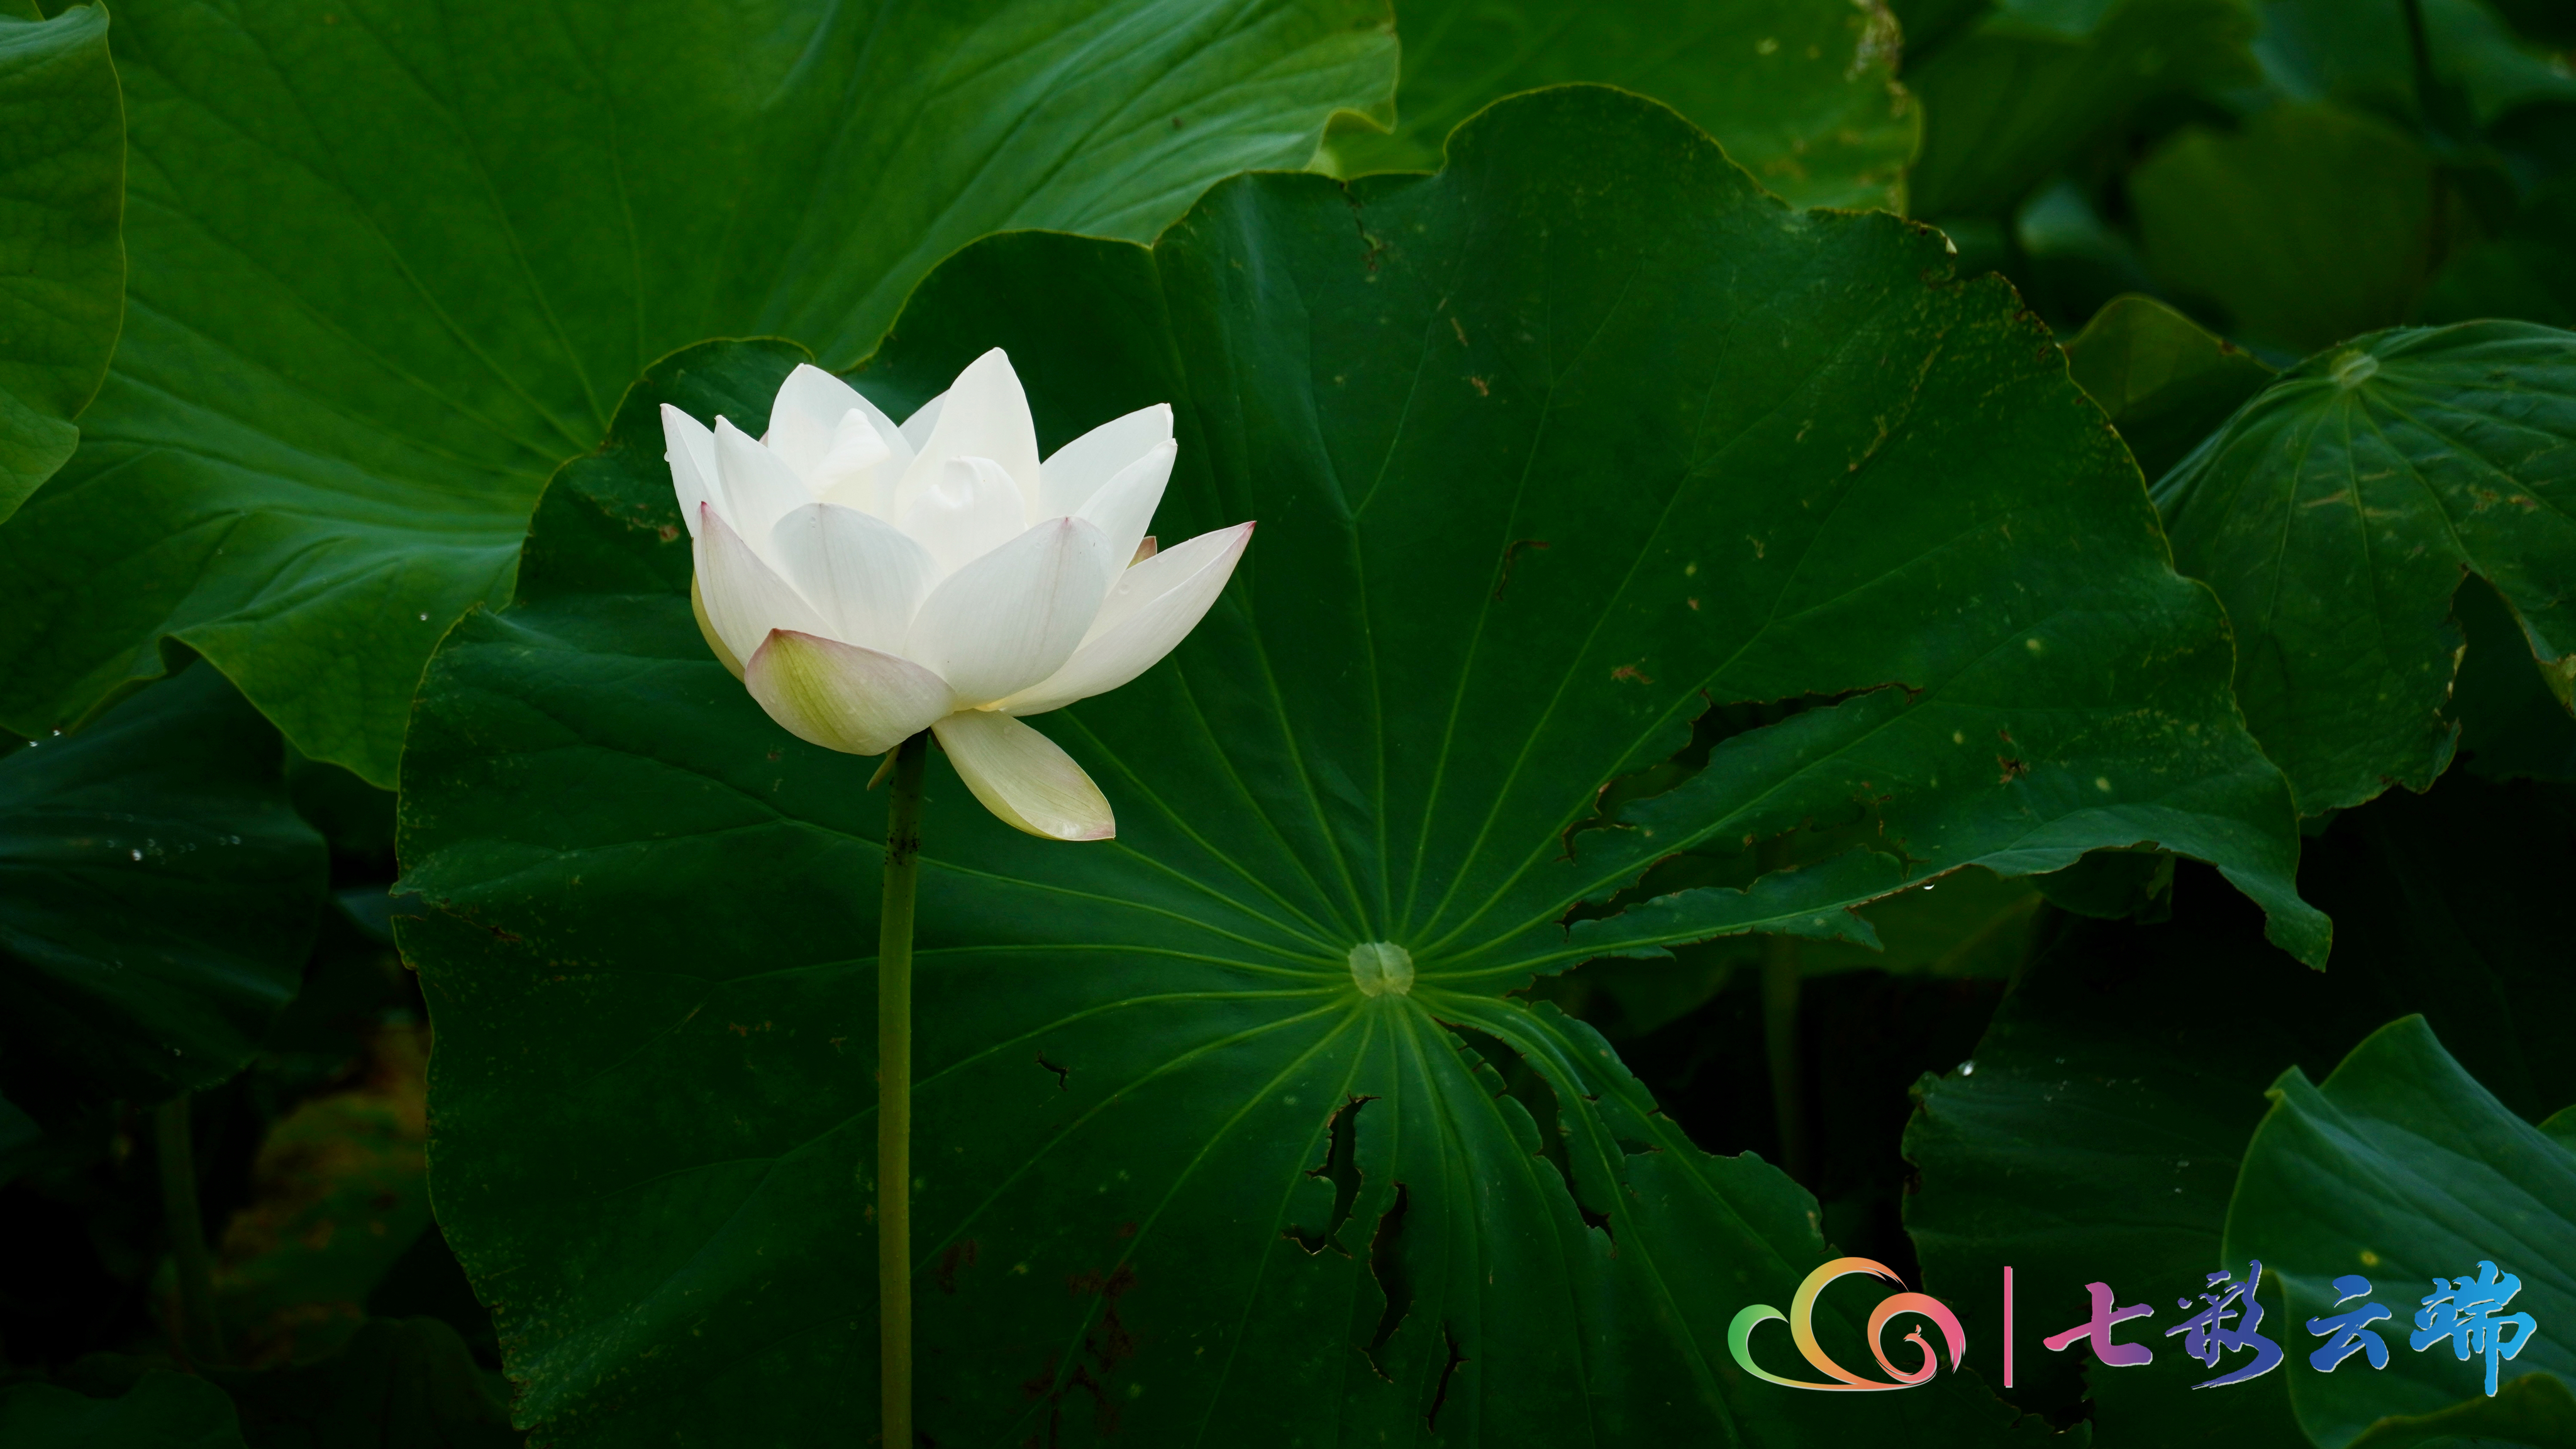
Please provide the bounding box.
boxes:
[1428,1322,1468,1432]
[1036,1052,1069,1091]
[1285,1096,1372,1255]
[1575,688,1874,841]
[1445,1023,1597,1237]
[1363,1183,1412,1371]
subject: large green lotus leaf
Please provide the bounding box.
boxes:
[2153,321,2576,814]
[2223,1016,2576,1449]
[1905,771,2576,1445]
[0,662,327,1119]
[0,2,121,524]
[1904,0,2258,220]
[0,0,1397,790]
[400,86,2317,1443]
[2131,104,2436,358]
[1316,0,1916,211]
[2063,294,2275,482]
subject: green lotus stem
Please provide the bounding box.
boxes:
[1761,937,1812,1188]
[877,731,929,1448]
[155,1092,226,1367]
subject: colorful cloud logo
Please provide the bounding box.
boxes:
[1728,1257,1969,1391]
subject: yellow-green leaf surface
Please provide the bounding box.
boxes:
[399,86,2321,1444]
[0,2,121,523]
[0,0,1397,787]
[1319,0,1916,210]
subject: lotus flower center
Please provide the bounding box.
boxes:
[2331,350,2380,389]
[1348,941,1414,997]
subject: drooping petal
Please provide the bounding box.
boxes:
[904,516,1118,706]
[1039,403,1172,518]
[770,502,938,655]
[746,630,953,757]
[997,521,1253,716]
[696,504,829,664]
[662,406,719,539]
[891,349,1040,516]
[689,574,745,680]
[713,417,814,555]
[931,709,1114,841]
[900,457,1029,576]
[1070,440,1175,575]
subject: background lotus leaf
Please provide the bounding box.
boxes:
[2153,321,2576,814]
[0,663,327,1120]
[0,1,121,523]
[0,0,1400,787]
[1318,0,1917,211]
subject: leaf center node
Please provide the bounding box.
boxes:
[1347,942,1415,997]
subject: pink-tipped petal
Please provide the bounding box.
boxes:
[1071,440,1175,573]
[697,505,829,664]
[998,521,1252,716]
[689,574,745,680]
[932,709,1114,841]
[662,406,719,539]
[905,516,1118,706]
[770,502,938,655]
[1039,402,1173,518]
[891,349,1040,514]
[746,630,955,757]
[712,416,814,550]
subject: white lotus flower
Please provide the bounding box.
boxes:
[665,349,1252,841]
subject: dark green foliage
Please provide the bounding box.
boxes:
[2063,295,2277,482]
[0,1371,248,1449]
[0,665,327,1119]
[396,85,2326,1443]
[0,2,121,521]
[2224,1018,2574,1447]
[1908,769,2576,1444]
[8,0,2576,1441]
